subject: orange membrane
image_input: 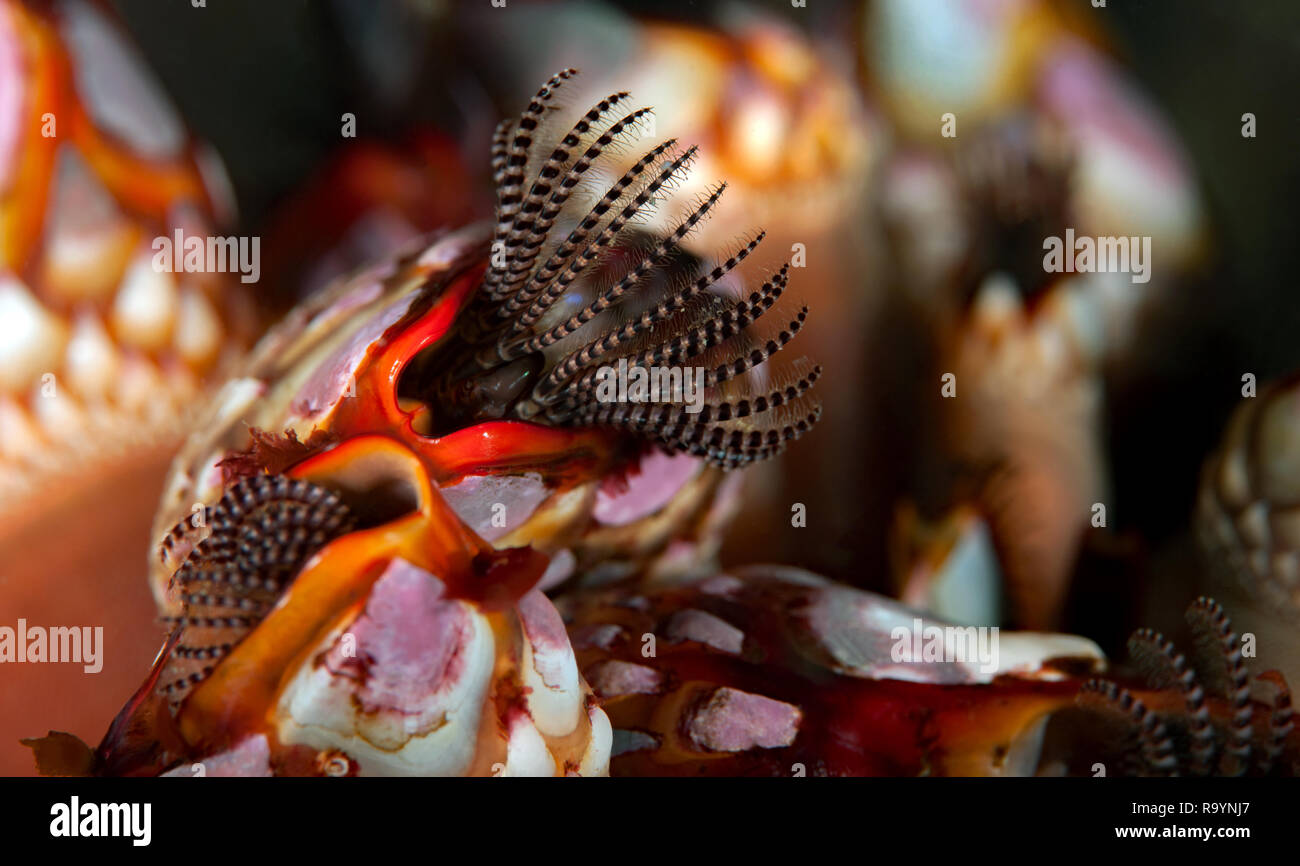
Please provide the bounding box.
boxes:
[175,265,620,750]
[330,263,624,486]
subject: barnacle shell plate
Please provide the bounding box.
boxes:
[558,564,1105,776]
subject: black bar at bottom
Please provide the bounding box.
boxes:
[0,776,1284,853]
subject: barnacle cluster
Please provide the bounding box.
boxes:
[7,1,1297,782]
[23,70,832,777]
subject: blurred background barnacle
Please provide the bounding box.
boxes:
[0,0,257,773]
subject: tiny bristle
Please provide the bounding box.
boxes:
[155,474,354,711]
[1078,679,1178,776]
[1186,596,1252,775]
[1127,627,1214,775]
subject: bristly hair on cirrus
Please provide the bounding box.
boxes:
[1073,597,1294,777]
[410,69,822,469]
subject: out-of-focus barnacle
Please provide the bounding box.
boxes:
[0,0,255,773]
[0,0,254,502]
[926,273,1109,629]
[871,10,1198,631]
[880,112,1076,320]
[1199,373,1300,616]
[556,563,1105,776]
[29,71,823,776]
[1047,597,1297,776]
[1197,373,1300,685]
[866,0,1207,361]
[876,115,1103,632]
[259,132,485,311]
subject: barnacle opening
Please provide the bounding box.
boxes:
[952,115,1076,303]
[291,438,423,529]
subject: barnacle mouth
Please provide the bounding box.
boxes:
[951,115,1077,302]
[392,70,822,469]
